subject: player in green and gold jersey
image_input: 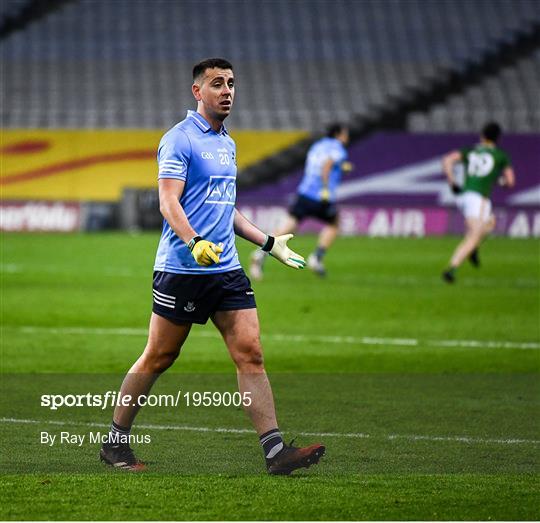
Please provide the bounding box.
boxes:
[441,122,515,283]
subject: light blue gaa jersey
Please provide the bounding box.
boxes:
[154,110,241,274]
[297,137,348,202]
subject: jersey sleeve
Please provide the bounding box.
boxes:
[459,147,470,161]
[157,129,191,182]
[501,151,511,168]
[329,145,347,165]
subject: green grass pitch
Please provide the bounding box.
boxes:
[1,232,539,520]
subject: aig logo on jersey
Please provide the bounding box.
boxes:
[206,176,236,205]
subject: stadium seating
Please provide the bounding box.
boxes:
[0,0,30,24]
[407,49,540,132]
[2,0,539,131]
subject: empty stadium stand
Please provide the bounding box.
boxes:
[0,0,71,39]
[0,0,31,23]
[2,0,539,130]
[408,49,540,132]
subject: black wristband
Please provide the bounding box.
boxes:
[261,235,275,252]
[188,235,203,252]
[451,183,462,195]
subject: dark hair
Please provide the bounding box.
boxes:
[326,123,347,138]
[193,58,233,80]
[482,122,502,143]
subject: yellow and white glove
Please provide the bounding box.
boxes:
[320,187,330,202]
[341,160,354,173]
[188,236,223,266]
[261,234,305,270]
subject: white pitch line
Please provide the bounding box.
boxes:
[16,326,149,337]
[0,417,538,446]
[386,434,539,445]
[8,325,540,350]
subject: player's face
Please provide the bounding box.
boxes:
[339,128,350,145]
[194,68,235,121]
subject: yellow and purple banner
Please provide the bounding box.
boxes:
[1,129,306,202]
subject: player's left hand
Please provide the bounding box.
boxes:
[267,234,306,270]
[341,161,354,173]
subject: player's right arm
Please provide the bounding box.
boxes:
[158,179,222,266]
[158,178,196,243]
[319,158,334,202]
[442,150,463,194]
[157,130,222,266]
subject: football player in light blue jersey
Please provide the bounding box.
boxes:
[297,131,348,203]
[100,58,325,475]
[250,124,352,279]
[153,109,241,274]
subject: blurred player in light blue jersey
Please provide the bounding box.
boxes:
[250,124,352,279]
[99,58,325,475]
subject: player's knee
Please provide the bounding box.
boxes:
[141,346,180,374]
[248,348,264,368]
[466,223,483,240]
[471,228,484,242]
[232,341,264,371]
[154,354,177,373]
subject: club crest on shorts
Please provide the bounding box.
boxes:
[183,301,196,312]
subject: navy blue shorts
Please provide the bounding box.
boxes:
[289,195,338,224]
[152,269,256,325]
